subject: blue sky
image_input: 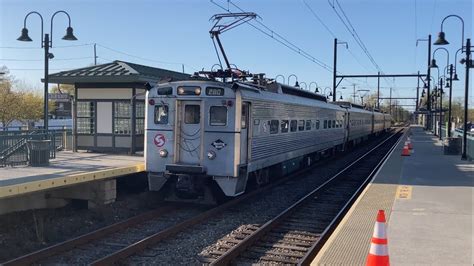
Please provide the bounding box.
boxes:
[0,0,472,109]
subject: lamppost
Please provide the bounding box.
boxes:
[323,87,333,100]
[309,82,319,93]
[336,90,344,101]
[434,14,472,160]
[299,82,308,90]
[17,11,78,131]
[429,47,449,139]
[288,74,299,87]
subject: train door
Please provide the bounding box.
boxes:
[178,100,202,164]
[240,102,250,163]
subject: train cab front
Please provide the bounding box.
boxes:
[145,81,238,203]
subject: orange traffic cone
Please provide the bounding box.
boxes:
[401,145,410,156]
[366,210,390,266]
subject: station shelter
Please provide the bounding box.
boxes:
[47,60,190,154]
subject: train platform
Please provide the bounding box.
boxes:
[312,125,473,265]
[0,151,144,214]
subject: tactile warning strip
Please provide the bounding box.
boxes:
[312,133,406,265]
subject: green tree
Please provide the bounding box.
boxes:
[0,71,22,129]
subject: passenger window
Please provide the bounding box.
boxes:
[185,105,200,124]
[332,120,336,128]
[210,106,227,126]
[281,120,289,133]
[305,120,311,130]
[324,120,327,129]
[298,120,305,131]
[154,105,168,124]
[270,120,279,134]
[290,120,297,132]
[316,120,320,129]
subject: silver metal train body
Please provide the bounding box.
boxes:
[145,79,392,200]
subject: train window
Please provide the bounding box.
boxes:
[290,120,297,132]
[328,120,332,128]
[185,105,200,124]
[298,120,305,131]
[281,120,289,133]
[316,120,320,129]
[324,120,327,129]
[154,105,169,124]
[241,103,249,129]
[332,120,336,128]
[306,120,311,130]
[210,106,227,126]
[270,120,279,134]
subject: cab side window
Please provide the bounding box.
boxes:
[154,105,168,124]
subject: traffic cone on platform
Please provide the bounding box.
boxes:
[401,145,410,156]
[407,141,413,150]
[366,210,390,266]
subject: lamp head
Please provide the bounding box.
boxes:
[294,81,299,87]
[17,28,32,42]
[339,95,343,100]
[329,92,333,97]
[429,59,438,68]
[315,87,319,93]
[62,27,78,41]
[453,73,459,81]
[433,31,449,45]
[445,81,450,88]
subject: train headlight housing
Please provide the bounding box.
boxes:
[207,150,216,160]
[159,149,168,158]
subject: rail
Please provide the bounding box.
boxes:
[209,128,404,265]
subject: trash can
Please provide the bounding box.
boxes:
[443,137,461,155]
[28,140,51,166]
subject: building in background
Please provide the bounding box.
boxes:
[47,60,190,153]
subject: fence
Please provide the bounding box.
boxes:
[0,129,72,167]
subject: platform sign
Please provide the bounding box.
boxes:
[48,93,71,102]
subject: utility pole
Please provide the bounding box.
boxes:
[352,84,356,104]
[333,38,337,102]
[94,43,97,65]
[377,71,380,109]
[389,87,392,116]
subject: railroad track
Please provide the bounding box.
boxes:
[201,129,404,265]
[2,130,402,265]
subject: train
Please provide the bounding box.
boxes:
[144,73,392,202]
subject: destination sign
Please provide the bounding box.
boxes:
[206,87,224,96]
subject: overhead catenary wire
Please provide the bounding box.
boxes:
[328,0,393,87]
[301,0,374,88]
[211,0,333,73]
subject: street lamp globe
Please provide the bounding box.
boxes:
[434,31,449,45]
[17,28,33,41]
[62,26,77,40]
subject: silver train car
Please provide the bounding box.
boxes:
[145,78,392,201]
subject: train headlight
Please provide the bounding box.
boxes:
[194,87,201,95]
[207,150,216,160]
[159,149,168,158]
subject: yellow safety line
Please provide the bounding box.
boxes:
[0,163,145,199]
